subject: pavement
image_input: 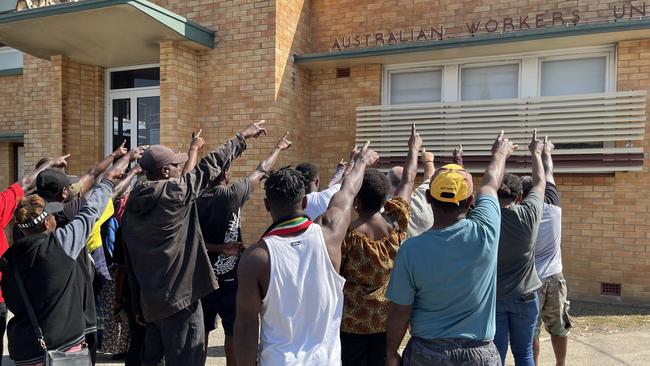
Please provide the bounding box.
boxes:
[3,324,650,365]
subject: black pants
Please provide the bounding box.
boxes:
[0,302,6,365]
[86,331,97,365]
[126,310,145,366]
[341,331,386,366]
[142,301,205,366]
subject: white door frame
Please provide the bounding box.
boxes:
[104,64,160,156]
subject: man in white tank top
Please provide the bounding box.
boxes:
[234,142,379,366]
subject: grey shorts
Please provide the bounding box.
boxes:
[402,337,502,366]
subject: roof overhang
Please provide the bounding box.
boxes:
[0,0,214,68]
[295,18,650,68]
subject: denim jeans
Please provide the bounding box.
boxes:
[494,292,540,366]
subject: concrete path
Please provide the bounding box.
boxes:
[3,326,650,365]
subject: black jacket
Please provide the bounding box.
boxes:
[1,180,112,363]
[122,134,246,322]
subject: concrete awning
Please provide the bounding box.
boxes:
[0,0,214,68]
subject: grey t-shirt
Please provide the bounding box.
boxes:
[497,191,544,299]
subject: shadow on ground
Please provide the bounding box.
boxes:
[570,300,650,317]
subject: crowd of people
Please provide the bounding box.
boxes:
[0,119,571,366]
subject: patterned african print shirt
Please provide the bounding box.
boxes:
[340,196,409,334]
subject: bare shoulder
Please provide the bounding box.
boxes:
[240,241,269,269]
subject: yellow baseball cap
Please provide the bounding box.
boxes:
[429,164,474,205]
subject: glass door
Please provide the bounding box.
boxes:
[109,92,160,151]
[105,65,160,155]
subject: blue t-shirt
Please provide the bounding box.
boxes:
[385,195,501,340]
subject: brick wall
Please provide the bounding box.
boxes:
[55,56,105,176]
[311,0,648,53]
[160,41,200,152]
[23,55,61,171]
[309,65,382,182]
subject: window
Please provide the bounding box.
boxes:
[383,46,615,103]
[461,64,519,101]
[110,67,160,90]
[388,69,442,104]
[106,65,160,155]
[0,47,23,71]
[540,57,607,96]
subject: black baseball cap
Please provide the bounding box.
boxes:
[36,169,73,199]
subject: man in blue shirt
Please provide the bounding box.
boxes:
[385,131,517,366]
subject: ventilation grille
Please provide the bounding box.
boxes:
[601,282,622,296]
[336,68,350,78]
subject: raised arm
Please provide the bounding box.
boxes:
[421,148,435,181]
[112,165,142,199]
[77,140,130,196]
[453,144,464,166]
[328,160,347,187]
[542,136,555,186]
[182,129,205,174]
[394,124,422,203]
[182,120,267,201]
[476,131,517,198]
[18,154,70,191]
[247,132,292,190]
[53,150,137,259]
[528,129,546,195]
[316,142,379,270]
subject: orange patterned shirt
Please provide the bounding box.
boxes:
[340,196,410,334]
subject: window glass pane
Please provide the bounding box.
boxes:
[110,67,160,90]
[540,57,607,96]
[137,96,160,146]
[461,64,519,101]
[0,48,23,70]
[390,70,442,104]
[112,99,132,150]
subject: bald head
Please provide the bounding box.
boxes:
[387,166,403,196]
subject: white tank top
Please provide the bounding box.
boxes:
[259,224,345,366]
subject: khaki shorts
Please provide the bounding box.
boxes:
[535,273,572,337]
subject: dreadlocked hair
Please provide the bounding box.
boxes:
[265,166,306,208]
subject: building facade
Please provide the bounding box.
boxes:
[0,0,649,304]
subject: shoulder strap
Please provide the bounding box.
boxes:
[11,263,47,351]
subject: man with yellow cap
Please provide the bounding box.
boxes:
[385,131,517,366]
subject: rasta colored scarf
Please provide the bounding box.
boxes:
[262,213,312,239]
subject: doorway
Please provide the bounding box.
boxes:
[105,65,160,154]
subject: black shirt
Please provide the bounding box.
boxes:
[196,179,251,288]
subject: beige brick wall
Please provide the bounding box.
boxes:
[55,56,105,176]
[311,0,647,53]
[309,65,382,181]
[160,41,200,152]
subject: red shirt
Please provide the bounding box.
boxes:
[0,183,24,303]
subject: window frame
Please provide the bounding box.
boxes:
[458,60,522,101]
[104,64,160,156]
[382,65,443,105]
[537,49,616,96]
[382,45,617,104]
